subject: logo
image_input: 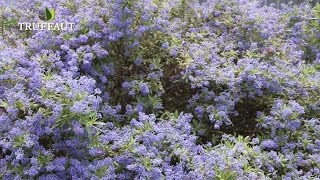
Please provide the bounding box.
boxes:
[19,7,74,31]
[44,7,55,21]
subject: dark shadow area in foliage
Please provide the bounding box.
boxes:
[0,147,12,160]
[170,154,181,166]
[161,75,195,113]
[226,98,271,137]
[196,97,272,145]
[39,136,53,150]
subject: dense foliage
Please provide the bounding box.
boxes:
[0,0,319,179]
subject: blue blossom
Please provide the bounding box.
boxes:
[139,83,150,96]
[287,120,301,131]
[162,42,169,49]
[135,57,143,65]
[169,48,178,57]
[78,35,88,43]
[83,53,94,61]
[281,108,293,120]
[261,139,278,149]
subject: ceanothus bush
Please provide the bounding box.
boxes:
[0,0,319,179]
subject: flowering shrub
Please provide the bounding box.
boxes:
[0,0,320,179]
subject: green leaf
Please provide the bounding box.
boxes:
[15,101,25,112]
[0,100,8,108]
[79,111,98,127]
[142,157,152,171]
[13,135,25,148]
[96,166,108,178]
[38,153,53,167]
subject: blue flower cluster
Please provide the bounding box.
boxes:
[0,0,320,179]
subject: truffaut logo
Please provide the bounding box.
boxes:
[19,8,75,31]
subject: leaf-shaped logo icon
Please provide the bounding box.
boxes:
[45,7,55,21]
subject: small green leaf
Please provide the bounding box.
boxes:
[96,166,108,178]
[13,135,25,148]
[0,100,8,108]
